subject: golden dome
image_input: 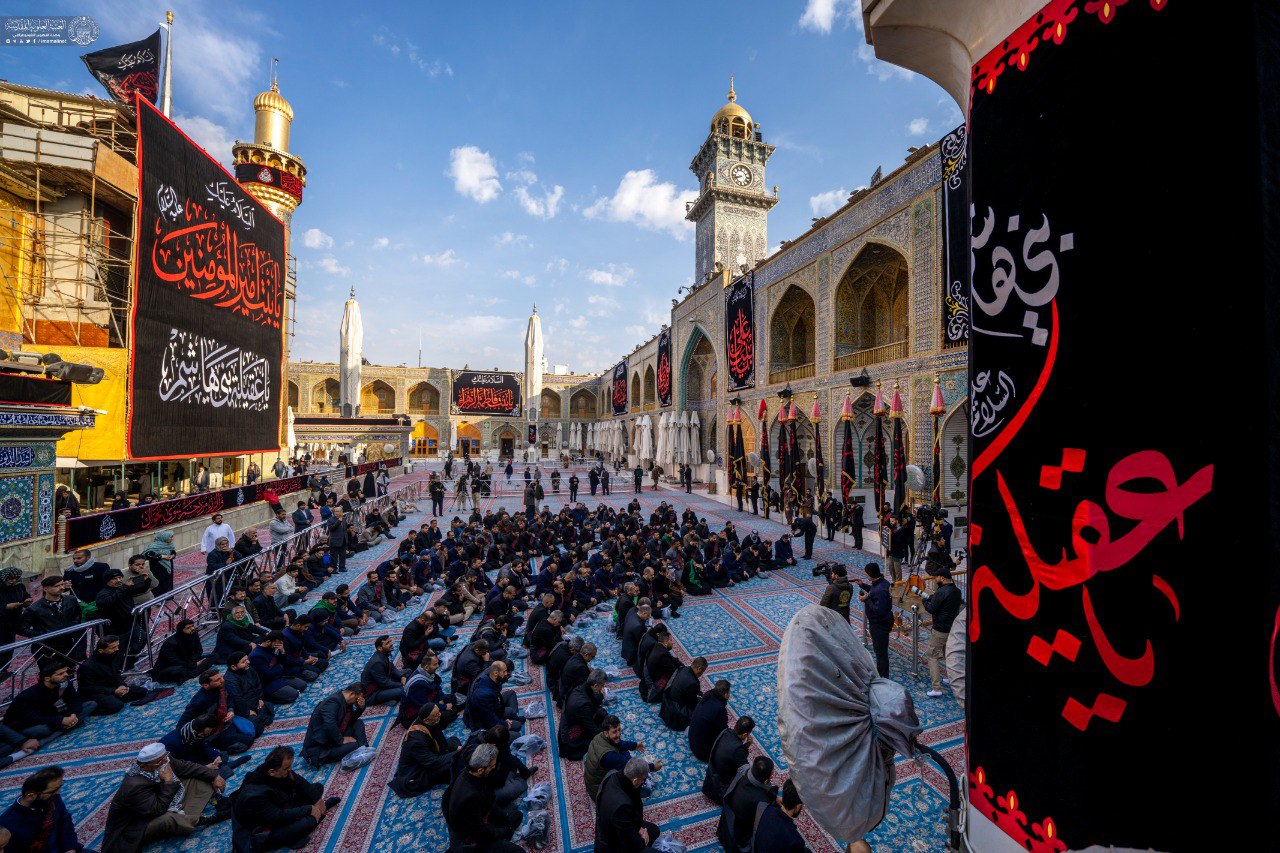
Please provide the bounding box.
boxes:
[254,83,293,121]
[710,76,752,135]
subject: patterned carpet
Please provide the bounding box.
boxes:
[0,464,963,852]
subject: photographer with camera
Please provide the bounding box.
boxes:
[922,566,962,697]
[818,563,853,622]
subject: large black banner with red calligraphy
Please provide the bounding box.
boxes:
[81,29,161,106]
[450,371,521,416]
[966,2,1273,850]
[611,360,628,416]
[724,273,755,391]
[656,329,672,408]
[129,98,285,460]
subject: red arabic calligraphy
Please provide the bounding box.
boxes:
[613,378,627,409]
[456,387,515,412]
[727,309,753,384]
[656,351,671,403]
[150,200,283,328]
[106,70,157,102]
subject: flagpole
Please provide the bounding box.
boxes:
[160,11,174,116]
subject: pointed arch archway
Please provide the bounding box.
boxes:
[539,388,562,419]
[940,399,970,507]
[834,242,910,370]
[408,382,440,415]
[769,285,816,383]
[286,380,299,411]
[360,380,395,414]
[570,389,597,419]
[680,326,718,408]
[643,365,657,406]
[630,373,641,411]
[313,378,339,413]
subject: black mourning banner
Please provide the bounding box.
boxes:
[725,274,755,391]
[129,98,285,460]
[967,3,1273,851]
[234,163,304,202]
[81,29,161,105]
[656,329,672,407]
[611,361,628,416]
[451,371,521,416]
[527,423,537,445]
[940,123,970,346]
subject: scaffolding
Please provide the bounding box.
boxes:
[0,82,137,349]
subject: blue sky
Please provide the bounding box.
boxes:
[5,0,958,374]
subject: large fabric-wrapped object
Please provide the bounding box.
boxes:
[777,604,921,841]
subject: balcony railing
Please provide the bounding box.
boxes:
[834,340,908,372]
[769,362,816,385]
[640,402,657,412]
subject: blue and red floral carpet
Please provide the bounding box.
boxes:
[0,465,962,851]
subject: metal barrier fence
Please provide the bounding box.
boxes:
[121,478,427,675]
[0,620,109,712]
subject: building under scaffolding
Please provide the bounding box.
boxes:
[0,81,300,510]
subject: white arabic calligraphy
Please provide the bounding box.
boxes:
[117,48,154,70]
[971,369,1017,438]
[972,209,1073,318]
[156,183,182,222]
[204,181,256,230]
[158,328,272,412]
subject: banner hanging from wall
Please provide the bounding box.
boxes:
[450,370,521,416]
[129,97,285,460]
[966,3,1269,851]
[611,360,628,416]
[656,329,672,407]
[940,122,970,347]
[81,28,161,105]
[725,273,756,391]
[233,163,304,202]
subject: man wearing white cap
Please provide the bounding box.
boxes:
[103,741,227,852]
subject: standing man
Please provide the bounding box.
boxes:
[922,567,962,698]
[851,500,865,550]
[200,513,234,556]
[633,465,644,495]
[792,515,818,560]
[682,463,693,494]
[64,548,110,603]
[819,564,854,623]
[588,467,599,497]
[601,467,611,496]
[326,507,348,575]
[857,564,893,678]
[747,476,760,515]
[195,463,211,493]
[568,472,580,503]
[887,516,910,584]
[291,501,312,533]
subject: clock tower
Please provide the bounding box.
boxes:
[686,77,778,283]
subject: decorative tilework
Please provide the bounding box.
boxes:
[0,443,55,471]
[0,411,94,428]
[0,473,36,544]
[36,471,53,536]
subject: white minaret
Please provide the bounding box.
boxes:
[524,305,544,421]
[339,287,364,417]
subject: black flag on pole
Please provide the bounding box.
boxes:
[81,29,162,105]
[841,418,855,501]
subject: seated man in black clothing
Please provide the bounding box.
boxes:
[528,609,564,666]
[620,603,650,668]
[703,716,754,805]
[1,662,96,744]
[442,743,522,852]
[558,668,607,761]
[644,630,681,703]
[751,778,809,853]
[301,684,367,766]
[390,705,457,797]
[77,634,148,714]
[660,656,706,732]
[594,757,661,853]
[718,755,778,853]
[688,680,732,762]
[253,581,290,630]
[231,745,339,852]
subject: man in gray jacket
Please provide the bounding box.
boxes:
[103,742,226,852]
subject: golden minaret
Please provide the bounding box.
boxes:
[232,60,307,226]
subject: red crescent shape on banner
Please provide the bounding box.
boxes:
[1271,604,1280,718]
[972,300,1060,480]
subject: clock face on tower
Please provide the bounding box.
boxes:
[730,164,752,187]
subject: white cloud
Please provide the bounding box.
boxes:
[515,184,564,219]
[545,257,569,273]
[583,263,635,287]
[172,114,235,165]
[810,187,848,217]
[422,249,460,267]
[372,236,390,250]
[318,256,349,276]
[857,43,915,82]
[798,0,855,33]
[375,32,452,78]
[568,315,588,329]
[507,166,564,219]
[448,146,502,203]
[501,270,522,280]
[624,325,649,339]
[302,228,334,250]
[584,170,697,240]
[587,294,620,317]
[907,117,930,136]
[493,231,530,248]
